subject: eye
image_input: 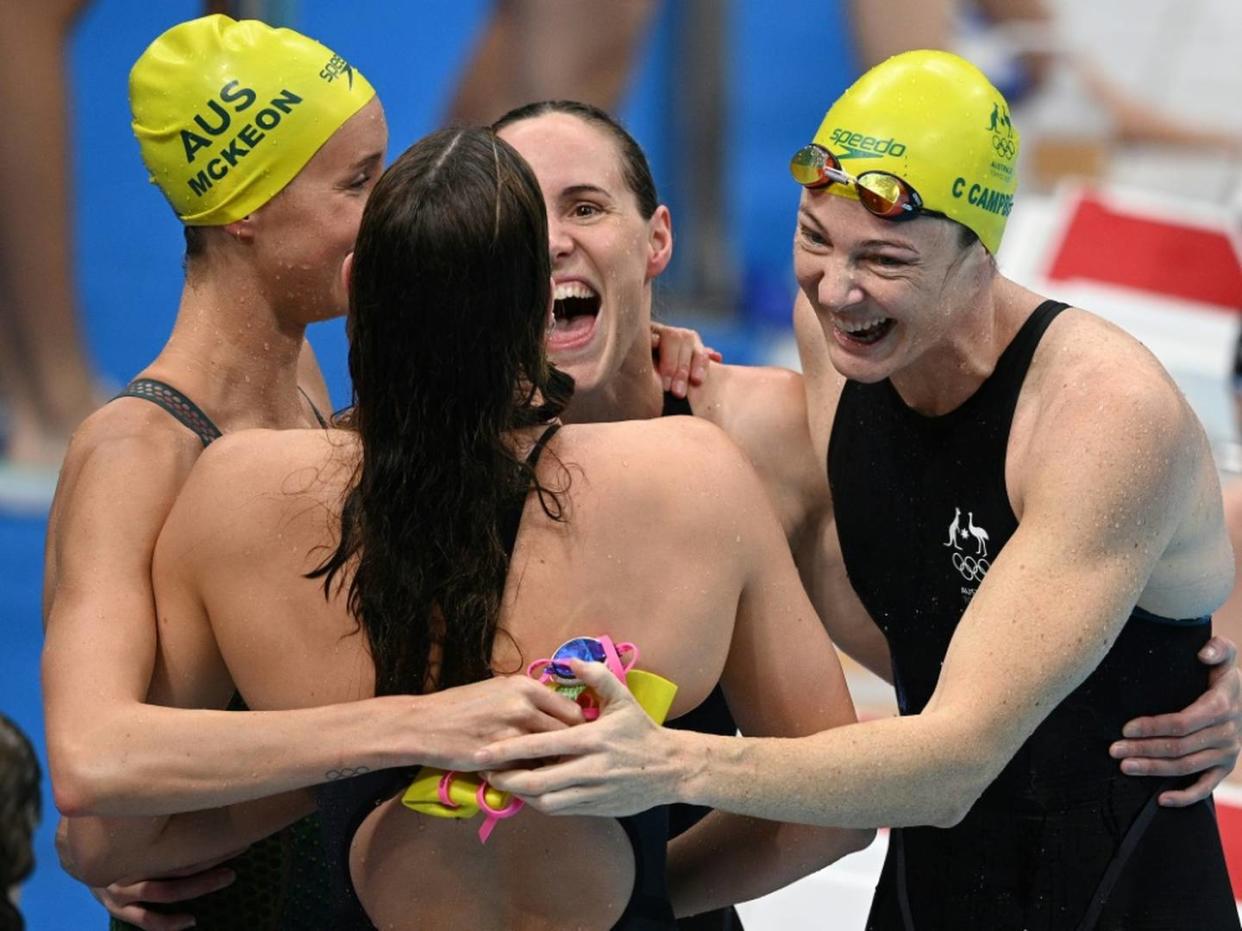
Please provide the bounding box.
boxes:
[869,254,909,268]
[571,202,603,219]
[798,224,828,248]
[345,172,372,191]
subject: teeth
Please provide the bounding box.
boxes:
[837,317,889,334]
[554,281,598,301]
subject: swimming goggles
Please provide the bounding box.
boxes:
[527,635,640,719]
[789,143,926,221]
[401,634,675,843]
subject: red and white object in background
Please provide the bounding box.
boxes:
[1001,185,1242,444]
[1044,190,1242,312]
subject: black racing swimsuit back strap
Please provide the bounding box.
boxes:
[1073,778,1180,931]
[661,391,692,417]
[299,386,330,428]
[114,378,222,447]
[499,423,561,559]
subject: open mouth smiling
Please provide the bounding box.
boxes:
[549,280,600,351]
[834,315,895,346]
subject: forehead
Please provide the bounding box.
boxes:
[498,112,628,197]
[303,97,389,174]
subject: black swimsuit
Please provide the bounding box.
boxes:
[314,423,677,929]
[108,377,333,931]
[115,377,329,444]
[829,301,1238,930]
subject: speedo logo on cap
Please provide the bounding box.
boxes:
[320,53,354,88]
[828,127,907,159]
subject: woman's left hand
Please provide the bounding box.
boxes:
[1110,635,1241,806]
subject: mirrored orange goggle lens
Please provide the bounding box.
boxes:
[855,173,907,217]
[789,145,837,188]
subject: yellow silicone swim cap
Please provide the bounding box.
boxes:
[130,15,376,226]
[806,49,1018,253]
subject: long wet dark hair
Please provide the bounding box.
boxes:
[311,127,573,696]
[0,713,39,931]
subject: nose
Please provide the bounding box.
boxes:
[816,255,863,311]
[548,215,573,264]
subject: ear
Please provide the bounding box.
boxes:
[341,252,354,296]
[645,205,673,280]
[223,214,256,244]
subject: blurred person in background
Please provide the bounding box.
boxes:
[0,0,103,500]
[446,0,659,125]
[850,0,1241,189]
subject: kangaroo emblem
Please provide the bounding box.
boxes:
[945,507,963,549]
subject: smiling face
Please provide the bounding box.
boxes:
[793,187,990,385]
[497,112,670,396]
[245,97,389,323]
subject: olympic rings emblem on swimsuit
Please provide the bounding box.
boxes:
[993,135,1016,159]
[952,551,991,582]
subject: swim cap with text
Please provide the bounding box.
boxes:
[129,15,376,226]
[810,49,1018,253]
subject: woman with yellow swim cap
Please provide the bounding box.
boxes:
[44,13,385,928]
[46,16,616,931]
[481,50,1242,930]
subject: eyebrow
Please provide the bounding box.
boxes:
[558,183,613,200]
[351,151,385,170]
[859,238,918,252]
[797,207,918,252]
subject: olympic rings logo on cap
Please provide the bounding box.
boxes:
[992,136,1016,159]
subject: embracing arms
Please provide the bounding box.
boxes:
[482,360,1228,829]
[50,429,582,887]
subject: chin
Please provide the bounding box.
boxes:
[826,344,899,384]
[556,356,605,395]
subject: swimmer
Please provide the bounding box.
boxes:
[45,17,580,930]
[495,96,1242,925]
[482,52,1242,929]
[496,100,874,930]
[72,126,871,928]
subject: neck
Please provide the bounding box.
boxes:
[562,338,664,424]
[143,262,312,431]
[889,276,1034,416]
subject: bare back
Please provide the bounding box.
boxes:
[152,416,854,928]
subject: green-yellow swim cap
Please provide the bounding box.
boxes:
[806,49,1018,253]
[129,15,376,226]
